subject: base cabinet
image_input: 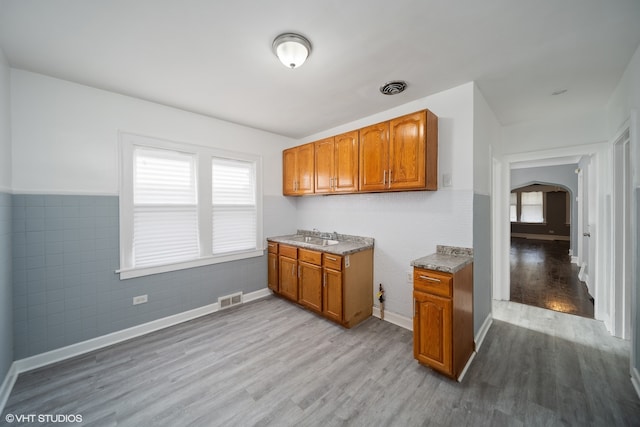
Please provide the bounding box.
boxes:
[268,241,373,328]
[413,263,473,380]
[323,267,343,323]
[279,246,298,301]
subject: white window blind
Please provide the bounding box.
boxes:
[520,191,544,223]
[133,147,199,267]
[212,157,257,254]
[510,192,517,222]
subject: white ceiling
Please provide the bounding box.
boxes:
[1,0,639,139]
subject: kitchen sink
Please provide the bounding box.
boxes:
[290,235,339,246]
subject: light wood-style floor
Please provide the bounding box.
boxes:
[3,296,639,426]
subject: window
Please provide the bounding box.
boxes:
[212,158,257,254]
[133,147,199,267]
[520,191,544,223]
[119,133,263,279]
[510,190,545,223]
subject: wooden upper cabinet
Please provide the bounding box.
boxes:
[359,121,389,192]
[283,143,315,195]
[334,131,359,193]
[360,109,438,192]
[283,109,437,195]
[389,111,426,190]
[315,131,359,194]
[314,137,334,194]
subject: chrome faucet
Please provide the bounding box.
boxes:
[332,231,338,240]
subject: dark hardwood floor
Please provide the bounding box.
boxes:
[3,297,639,426]
[510,237,594,318]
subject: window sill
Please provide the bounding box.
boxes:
[117,249,265,280]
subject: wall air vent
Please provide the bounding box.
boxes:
[379,80,407,95]
[218,292,243,310]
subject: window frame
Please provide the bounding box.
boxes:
[118,132,263,280]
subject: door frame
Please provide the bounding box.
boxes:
[492,142,610,327]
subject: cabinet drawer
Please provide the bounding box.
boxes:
[279,245,297,259]
[414,268,452,298]
[267,242,278,254]
[323,253,342,271]
[299,248,322,265]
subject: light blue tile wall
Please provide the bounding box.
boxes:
[0,192,13,380]
[12,194,267,359]
[473,192,491,336]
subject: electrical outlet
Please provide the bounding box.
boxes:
[133,294,148,305]
[407,271,413,283]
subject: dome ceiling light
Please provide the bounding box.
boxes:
[272,33,312,69]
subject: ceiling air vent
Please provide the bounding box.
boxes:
[379,80,407,95]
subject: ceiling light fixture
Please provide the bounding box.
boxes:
[272,33,312,69]
[380,80,407,95]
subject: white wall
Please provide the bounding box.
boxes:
[296,83,475,321]
[10,69,298,240]
[473,85,499,195]
[0,49,10,191]
[0,45,13,398]
[11,70,292,197]
[472,85,501,336]
[502,109,608,155]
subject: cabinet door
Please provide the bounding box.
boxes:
[279,256,298,301]
[314,137,334,194]
[323,268,343,323]
[283,144,315,195]
[268,252,279,293]
[282,148,297,195]
[334,130,359,193]
[389,111,426,190]
[299,262,323,312]
[296,143,315,194]
[359,122,389,191]
[413,291,452,376]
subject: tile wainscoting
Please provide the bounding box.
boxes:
[12,194,267,359]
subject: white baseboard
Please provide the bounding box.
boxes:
[5,287,271,406]
[0,363,18,415]
[457,350,476,382]
[578,263,587,281]
[632,367,640,400]
[372,306,413,331]
[474,312,493,352]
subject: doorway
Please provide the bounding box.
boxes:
[493,143,609,327]
[508,180,594,317]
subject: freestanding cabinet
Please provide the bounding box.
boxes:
[413,262,474,380]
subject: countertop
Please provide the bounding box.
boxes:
[267,230,374,256]
[411,245,473,273]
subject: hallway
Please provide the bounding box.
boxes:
[510,237,594,318]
